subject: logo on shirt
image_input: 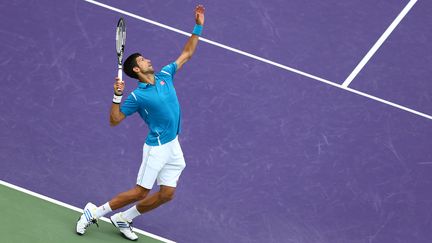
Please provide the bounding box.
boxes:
[160,80,166,85]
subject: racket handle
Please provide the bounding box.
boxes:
[117,68,123,92]
[117,68,123,81]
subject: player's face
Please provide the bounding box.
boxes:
[135,56,154,74]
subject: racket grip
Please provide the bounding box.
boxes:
[117,68,123,92]
[117,68,123,81]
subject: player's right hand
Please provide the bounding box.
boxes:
[114,77,125,95]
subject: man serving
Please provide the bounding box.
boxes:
[76,5,205,241]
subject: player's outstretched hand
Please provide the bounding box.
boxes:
[114,77,125,95]
[195,5,205,26]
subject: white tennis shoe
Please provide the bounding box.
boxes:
[76,202,99,235]
[110,212,138,241]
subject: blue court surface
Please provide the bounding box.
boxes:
[1,0,431,242]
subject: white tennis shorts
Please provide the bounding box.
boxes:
[136,136,186,189]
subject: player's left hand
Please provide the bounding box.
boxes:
[195,5,205,25]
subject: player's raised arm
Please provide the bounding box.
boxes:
[175,4,205,70]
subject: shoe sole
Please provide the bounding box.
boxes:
[76,216,84,235]
[110,218,138,241]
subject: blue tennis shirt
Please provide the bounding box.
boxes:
[120,62,181,146]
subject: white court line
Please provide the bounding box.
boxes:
[342,0,418,87]
[0,180,176,243]
[84,0,334,86]
[342,86,432,120]
[83,0,432,121]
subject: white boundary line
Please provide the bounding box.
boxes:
[83,0,432,121]
[342,0,418,87]
[84,0,333,85]
[0,179,176,243]
[342,86,432,120]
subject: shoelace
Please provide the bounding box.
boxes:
[128,222,134,232]
[84,218,99,229]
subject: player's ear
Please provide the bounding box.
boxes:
[133,66,140,73]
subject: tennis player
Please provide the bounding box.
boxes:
[76,5,205,241]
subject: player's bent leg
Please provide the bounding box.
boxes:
[106,185,150,241]
[108,188,175,241]
[158,185,176,203]
[133,141,185,213]
[88,185,149,223]
[109,188,152,242]
[76,202,99,235]
[109,185,149,210]
[135,185,176,214]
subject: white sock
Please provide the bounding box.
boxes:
[93,202,112,219]
[122,205,141,222]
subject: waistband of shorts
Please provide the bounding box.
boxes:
[145,135,178,148]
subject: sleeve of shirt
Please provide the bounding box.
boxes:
[161,62,178,77]
[120,92,139,117]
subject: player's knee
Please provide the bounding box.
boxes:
[135,192,147,200]
[134,186,149,200]
[159,191,175,203]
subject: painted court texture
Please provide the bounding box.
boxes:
[1,0,432,242]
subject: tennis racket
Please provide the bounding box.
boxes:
[115,18,126,91]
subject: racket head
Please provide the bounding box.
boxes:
[116,18,126,64]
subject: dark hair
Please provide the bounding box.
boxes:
[123,53,142,79]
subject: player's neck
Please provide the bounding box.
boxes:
[138,73,155,85]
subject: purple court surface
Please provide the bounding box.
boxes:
[1,0,431,243]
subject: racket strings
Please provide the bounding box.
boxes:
[116,19,126,55]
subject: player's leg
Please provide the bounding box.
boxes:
[130,136,186,215]
[110,143,168,240]
[76,186,150,236]
[110,138,185,240]
[107,185,149,210]
[134,185,176,213]
[97,142,161,216]
[121,154,185,218]
[76,143,160,236]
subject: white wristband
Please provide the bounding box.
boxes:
[113,94,123,104]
